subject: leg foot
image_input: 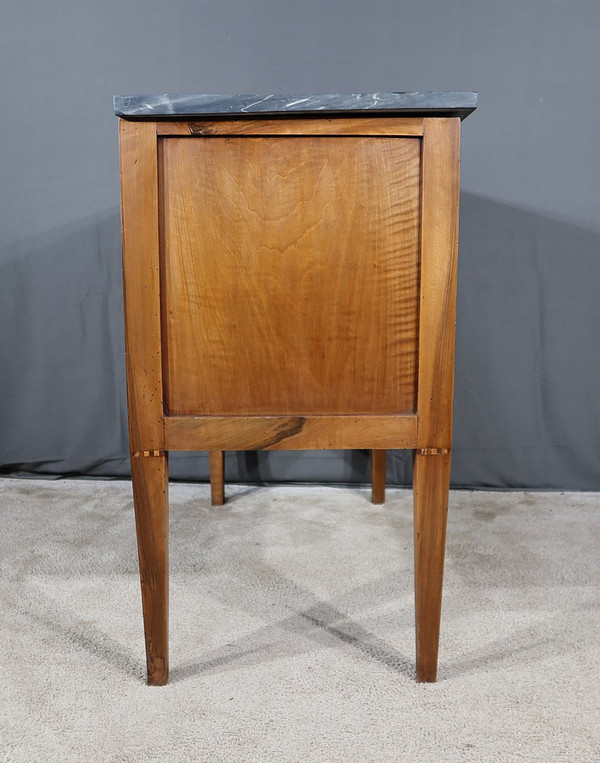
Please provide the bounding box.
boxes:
[209,451,225,506]
[413,451,451,682]
[371,449,386,504]
[131,452,169,685]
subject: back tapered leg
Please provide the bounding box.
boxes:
[371,449,386,504]
[209,451,225,506]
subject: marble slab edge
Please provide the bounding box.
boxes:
[114,92,477,120]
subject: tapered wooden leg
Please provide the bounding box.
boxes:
[131,452,169,685]
[209,450,225,506]
[413,451,451,682]
[371,449,386,504]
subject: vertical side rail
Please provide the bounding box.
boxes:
[119,119,169,685]
[414,117,461,682]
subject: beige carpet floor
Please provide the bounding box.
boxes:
[0,477,598,762]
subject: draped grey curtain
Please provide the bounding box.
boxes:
[2,0,599,489]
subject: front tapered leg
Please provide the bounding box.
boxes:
[131,452,169,685]
[413,451,451,682]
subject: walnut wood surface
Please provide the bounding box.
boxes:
[156,117,424,136]
[130,453,169,686]
[412,117,460,682]
[164,414,417,451]
[160,135,420,416]
[413,452,451,682]
[209,451,225,506]
[119,120,165,451]
[416,118,460,450]
[371,449,387,504]
[118,114,465,686]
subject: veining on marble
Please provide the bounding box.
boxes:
[114,92,477,120]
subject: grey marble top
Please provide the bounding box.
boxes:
[114,92,477,120]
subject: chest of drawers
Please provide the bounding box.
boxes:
[115,92,476,685]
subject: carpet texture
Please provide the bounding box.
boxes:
[0,478,598,762]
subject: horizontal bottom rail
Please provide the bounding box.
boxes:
[164,414,417,451]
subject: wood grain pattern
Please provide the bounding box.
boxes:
[160,136,420,416]
[371,449,387,504]
[130,452,169,686]
[416,118,461,450]
[120,120,168,686]
[164,414,417,451]
[412,117,460,682]
[209,451,225,505]
[413,452,451,682]
[156,117,424,137]
[118,112,466,686]
[119,119,164,451]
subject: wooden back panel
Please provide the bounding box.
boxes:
[160,135,421,416]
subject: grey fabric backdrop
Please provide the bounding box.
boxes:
[1,0,599,489]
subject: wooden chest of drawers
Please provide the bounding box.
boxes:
[115,92,476,685]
